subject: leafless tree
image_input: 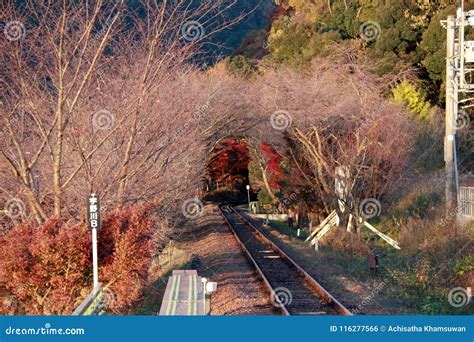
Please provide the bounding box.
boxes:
[0,0,244,225]
[246,45,416,224]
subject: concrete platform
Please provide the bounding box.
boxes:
[159,270,206,315]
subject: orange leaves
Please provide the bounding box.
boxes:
[0,203,158,315]
[0,220,91,314]
[100,204,156,313]
[207,139,250,186]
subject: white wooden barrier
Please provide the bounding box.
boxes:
[458,186,474,226]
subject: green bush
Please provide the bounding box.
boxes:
[453,256,474,276]
[389,192,441,220]
[257,188,273,205]
[392,80,432,120]
[223,55,257,79]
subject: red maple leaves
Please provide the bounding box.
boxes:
[207,140,249,187]
[0,203,157,315]
[260,143,284,190]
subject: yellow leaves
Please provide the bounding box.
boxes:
[391,80,432,121]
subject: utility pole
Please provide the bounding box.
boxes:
[445,14,457,218]
[443,1,474,231]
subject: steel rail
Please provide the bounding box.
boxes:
[219,204,290,315]
[219,204,352,316]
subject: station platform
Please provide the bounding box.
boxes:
[159,270,207,315]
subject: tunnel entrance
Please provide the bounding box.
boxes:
[203,139,251,204]
[203,139,285,210]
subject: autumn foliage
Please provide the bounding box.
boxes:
[99,203,156,314]
[260,143,284,190]
[207,140,249,188]
[0,203,157,315]
[0,219,90,314]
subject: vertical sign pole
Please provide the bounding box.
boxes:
[246,185,250,210]
[445,15,456,219]
[92,227,99,289]
[87,193,101,289]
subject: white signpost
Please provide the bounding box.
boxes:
[87,194,101,289]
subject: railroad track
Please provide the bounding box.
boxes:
[219,204,352,316]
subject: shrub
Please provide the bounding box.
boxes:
[392,80,432,121]
[453,256,474,277]
[0,203,157,315]
[0,219,90,315]
[223,55,257,79]
[99,203,157,314]
[257,188,273,205]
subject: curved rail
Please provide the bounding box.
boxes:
[219,204,352,316]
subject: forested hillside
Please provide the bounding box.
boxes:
[224,0,473,169]
[231,1,465,105]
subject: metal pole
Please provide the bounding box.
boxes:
[246,185,250,209]
[202,278,207,315]
[445,15,457,218]
[92,228,99,289]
